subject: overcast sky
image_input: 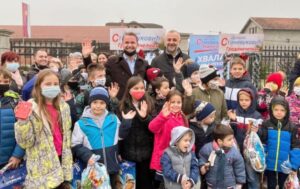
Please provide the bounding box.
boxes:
[1,0,300,34]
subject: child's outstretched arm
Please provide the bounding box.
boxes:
[119,113,134,140]
[71,122,94,163]
[149,103,170,134]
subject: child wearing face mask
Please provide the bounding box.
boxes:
[161,127,199,189]
[286,77,300,125]
[225,57,257,111]
[15,69,73,188]
[183,65,228,124]
[149,90,188,188]
[150,76,170,116]
[199,124,246,189]
[119,76,155,189]
[0,69,25,170]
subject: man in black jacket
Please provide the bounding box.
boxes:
[106,32,149,100]
[289,58,300,95]
[26,49,48,81]
[151,30,190,87]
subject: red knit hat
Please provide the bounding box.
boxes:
[146,68,161,82]
[266,72,283,90]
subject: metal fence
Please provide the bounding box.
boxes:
[10,39,110,67]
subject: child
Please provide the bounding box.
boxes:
[225,57,257,110]
[227,88,262,189]
[161,126,199,189]
[71,86,132,188]
[286,76,300,125]
[199,124,246,189]
[119,76,155,189]
[258,96,300,189]
[190,100,216,158]
[15,69,73,188]
[183,65,228,124]
[149,90,188,185]
[0,69,24,169]
[257,72,284,119]
[150,76,170,116]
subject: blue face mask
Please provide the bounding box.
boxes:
[6,62,20,73]
[41,86,61,99]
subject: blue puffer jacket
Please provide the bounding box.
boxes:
[225,73,257,110]
[0,92,25,165]
[258,96,300,172]
[199,141,246,188]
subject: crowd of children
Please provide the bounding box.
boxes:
[1,46,300,189]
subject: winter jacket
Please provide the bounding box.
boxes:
[106,54,149,99]
[149,111,187,171]
[230,88,262,151]
[199,141,246,188]
[21,76,36,101]
[225,73,257,110]
[26,64,42,81]
[286,93,300,125]
[257,88,281,120]
[161,127,199,189]
[183,86,228,124]
[72,107,131,174]
[0,91,25,165]
[151,49,189,87]
[258,96,300,172]
[15,99,73,189]
[119,100,154,162]
[190,121,215,158]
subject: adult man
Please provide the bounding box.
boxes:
[106,32,149,100]
[27,49,48,81]
[151,30,190,87]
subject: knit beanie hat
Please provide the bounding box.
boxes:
[89,87,109,105]
[186,62,200,78]
[266,72,283,90]
[294,77,300,86]
[146,68,161,82]
[199,65,219,84]
[194,100,216,121]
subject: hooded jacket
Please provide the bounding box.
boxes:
[258,96,300,172]
[230,88,262,151]
[149,111,187,171]
[286,92,300,125]
[72,107,131,174]
[160,127,199,189]
[225,72,257,110]
[199,141,246,188]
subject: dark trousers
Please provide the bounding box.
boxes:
[136,159,154,189]
[266,170,288,189]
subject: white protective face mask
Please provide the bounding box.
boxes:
[208,80,219,90]
[94,78,106,87]
[294,86,300,96]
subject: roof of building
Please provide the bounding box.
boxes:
[240,17,300,33]
[0,25,120,43]
[106,21,163,28]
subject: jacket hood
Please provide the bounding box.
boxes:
[269,96,290,126]
[236,88,256,114]
[170,126,195,152]
[81,106,108,121]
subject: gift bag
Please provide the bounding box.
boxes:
[284,173,300,189]
[115,161,136,189]
[243,131,266,172]
[81,163,111,189]
[0,163,27,189]
[71,160,84,189]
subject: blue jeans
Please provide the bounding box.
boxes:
[245,160,260,189]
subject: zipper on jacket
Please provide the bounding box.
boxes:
[274,127,281,171]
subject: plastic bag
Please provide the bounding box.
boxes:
[243,131,266,172]
[81,155,111,189]
[284,173,300,189]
